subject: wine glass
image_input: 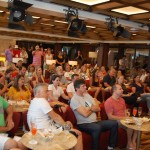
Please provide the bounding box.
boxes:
[132,107,137,117]
[29,117,37,145]
[126,108,131,117]
[138,107,142,117]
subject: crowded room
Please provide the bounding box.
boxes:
[0,0,150,150]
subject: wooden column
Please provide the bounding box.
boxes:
[115,44,125,69]
[102,43,109,67]
[54,43,62,58]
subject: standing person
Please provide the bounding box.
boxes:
[63,50,69,64]
[27,83,83,150]
[0,96,27,150]
[75,50,83,67]
[26,46,34,67]
[5,45,14,66]
[32,45,43,68]
[70,79,118,150]
[56,51,65,67]
[105,84,138,150]
[20,47,28,67]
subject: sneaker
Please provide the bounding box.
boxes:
[107,146,115,150]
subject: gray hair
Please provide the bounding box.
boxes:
[33,83,48,96]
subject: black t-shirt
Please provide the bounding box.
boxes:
[102,74,116,88]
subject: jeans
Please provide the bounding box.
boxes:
[77,120,118,150]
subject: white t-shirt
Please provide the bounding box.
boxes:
[27,98,54,130]
[66,82,75,95]
[64,71,74,83]
[48,84,64,101]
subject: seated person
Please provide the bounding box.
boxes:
[0,96,26,150]
[66,74,79,99]
[117,76,138,106]
[56,66,68,88]
[32,67,45,87]
[7,75,31,102]
[48,74,70,112]
[102,68,116,91]
[64,63,74,84]
[131,75,150,112]
[105,84,138,150]
[27,83,83,150]
[80,65,101,99]
[70,79,118,150]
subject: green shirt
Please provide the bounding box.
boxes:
[0,96,9,127]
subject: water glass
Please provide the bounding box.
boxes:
[138,107,142,117]
[63,124,71,134]
[126,108,131,117]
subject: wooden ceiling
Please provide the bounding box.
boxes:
[0,0,150,44]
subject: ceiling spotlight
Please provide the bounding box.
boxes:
[113,25,124,37]
[10,7,25,22]
[106,17,131,38]
[64,7,87,37]
[8,0,33,23]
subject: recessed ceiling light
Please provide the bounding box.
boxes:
[112,6,149,15]
[86,25,96,29]
[40,23,54,26]
[132,33,137,36]
[32,16,40,19]
[54,20,68,24]
[0,10,4,13]
[71,0,110,6]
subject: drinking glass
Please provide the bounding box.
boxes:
[132,107,137,117]
[63,124,71,134]
[126,108,131,117]
[29,117,37,145]
[138,107,142,117]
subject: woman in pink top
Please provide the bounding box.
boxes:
[32,45,43,67]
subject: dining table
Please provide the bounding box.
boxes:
[120,117,150,150]
[8,100,29,112]
[20,130,77,150]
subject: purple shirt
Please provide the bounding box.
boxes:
[5,49,13,62]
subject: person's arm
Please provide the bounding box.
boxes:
[67,92,73,99]
[76,105,93,117]
[107,112,125,120]
[49,90,59,102]
[61,93,70,101]
[32,51,36,55]
[48,110,72,127]
[104,82,111,88]
[0,105,14,132]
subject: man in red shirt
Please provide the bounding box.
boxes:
[105,84,137,150]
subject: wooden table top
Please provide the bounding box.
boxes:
[21,131,77,150]
[120,117,150,132]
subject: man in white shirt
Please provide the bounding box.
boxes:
[27,83,83,150]
[66,74,79,99]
